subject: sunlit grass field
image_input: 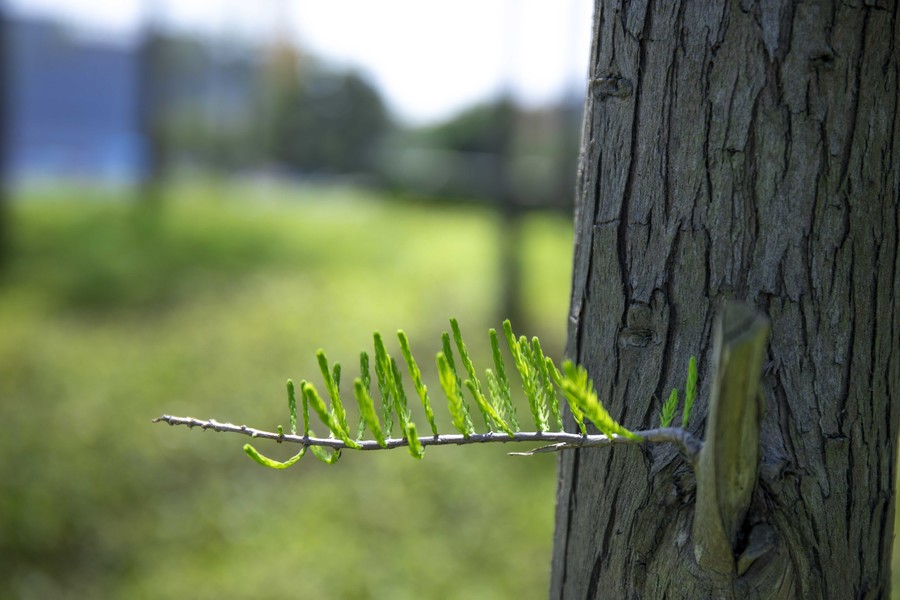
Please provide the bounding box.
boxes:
[0,181,573,599]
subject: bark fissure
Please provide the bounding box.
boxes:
[558,448,581,595]
[587,486,620,600]
[837,7,868,190]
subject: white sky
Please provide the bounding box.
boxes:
[7,0,594,124]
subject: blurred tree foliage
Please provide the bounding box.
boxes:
[139,32,579,212]
[154,35,389,176]
[420,98,517,155]
[378,98,580,211]
[261,43,390,175]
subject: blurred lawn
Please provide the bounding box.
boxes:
[0,181,573,599]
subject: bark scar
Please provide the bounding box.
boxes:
[590,74,634,100]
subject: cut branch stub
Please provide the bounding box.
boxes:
[692,301,770,575]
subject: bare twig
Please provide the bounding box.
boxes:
[152,414,702,462]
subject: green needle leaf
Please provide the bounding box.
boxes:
[501,320,519,362]
[243,444,306,469]
[310,446,342,464]
[356,351,372,439]
[502,320,547,431]
[437,351,474,435]
[559,361,639,440]
[682,356,697,428]
[286,379,298,435]
[373,332,395,438]
[354,378,385,447]
[332,362,341,390]
[387,359,423,458]
[519,335,547,431]
[532,337,561,430]
[405,422,424,459]
[450,318,491,428]
[465,380,514,436]
[360,351,371,391]
[316,350,349,437]
[489,328,518,430]
[441,331,472,426]
[486,369,518,434]
[389,356,412,427]
[660,389,678,428]
[546,358,585,434]
[300,379,311,437]
[303,380,334,433]
[398,330,438,437]
[301,381,360,449]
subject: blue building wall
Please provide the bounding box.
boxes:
[8,18,145,183]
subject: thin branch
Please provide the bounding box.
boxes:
[152,414,702,463]
[510,426,702,463]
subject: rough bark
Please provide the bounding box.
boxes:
[551,1,900,598]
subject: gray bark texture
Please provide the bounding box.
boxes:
[551,1,900,598]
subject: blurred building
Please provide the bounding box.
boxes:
[3,13,581,209]
[3,14,391,187]
[7,17,144,183]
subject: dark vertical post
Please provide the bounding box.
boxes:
[495,96,525,329]
[136,10,162,206]
[0,6,10,269]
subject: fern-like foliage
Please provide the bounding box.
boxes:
[155,318,703,468]
[237,319,616,468]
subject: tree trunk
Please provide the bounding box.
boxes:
[550,1,899,598]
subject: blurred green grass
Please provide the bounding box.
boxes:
[0,182,573,599]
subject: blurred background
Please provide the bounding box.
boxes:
[0,1,590,598]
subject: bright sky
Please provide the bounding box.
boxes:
[7,0,594,124]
